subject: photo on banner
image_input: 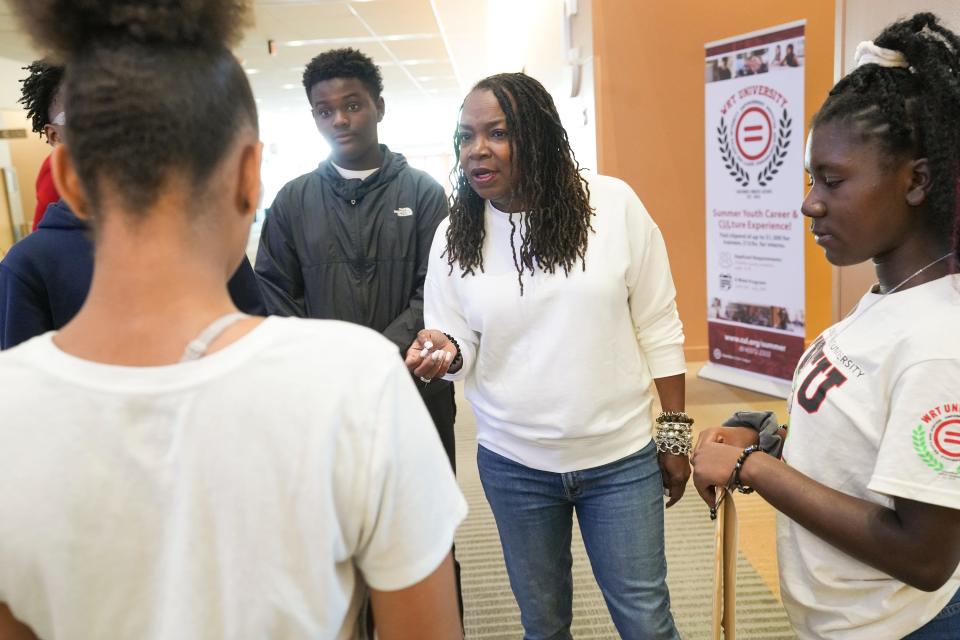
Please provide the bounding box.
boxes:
[700,21,806,398]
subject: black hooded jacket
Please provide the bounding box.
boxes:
[255,146,449,359]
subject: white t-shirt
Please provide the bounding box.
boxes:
[779,274,960,639]
[332,162,379,181]
[426,173,686,473]
[0,317,467,640]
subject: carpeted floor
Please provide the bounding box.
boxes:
[453,366,797,639]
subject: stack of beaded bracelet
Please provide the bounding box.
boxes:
[654,410,694,456]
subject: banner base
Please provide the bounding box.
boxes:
[698,362,791,399]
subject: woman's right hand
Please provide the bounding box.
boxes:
[404,329,458,381]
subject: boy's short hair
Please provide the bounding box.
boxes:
[302,48,383,100]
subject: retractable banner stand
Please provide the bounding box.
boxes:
[700,21,807,398]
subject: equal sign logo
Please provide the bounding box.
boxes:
[933,418,960,461]
[735,106,774,161]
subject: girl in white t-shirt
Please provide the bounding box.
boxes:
[0,2,465,639]
[692,13,960,640]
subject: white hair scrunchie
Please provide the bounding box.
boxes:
[854,40,909,69]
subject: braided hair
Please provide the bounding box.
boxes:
[445,73,594,293]
[18,60,64,139]
[812,12,960,266]
[10,0,257,218]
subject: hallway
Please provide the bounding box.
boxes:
[453,365,795,639]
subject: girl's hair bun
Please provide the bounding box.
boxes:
[875,12,959,70]
[11,0,251,59]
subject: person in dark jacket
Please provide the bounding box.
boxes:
[254,47,461,613]
[255,48,456,465]
[0,199,265,349]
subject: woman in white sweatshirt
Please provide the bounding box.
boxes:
[406,72,688,639]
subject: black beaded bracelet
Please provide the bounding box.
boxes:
[443,332,463,370]
[733,445,760,494]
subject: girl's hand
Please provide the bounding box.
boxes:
[695,426,759,452]
[691,441,743,508]
[404,329,457,381]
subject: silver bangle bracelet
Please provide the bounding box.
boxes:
[654,423,693,456]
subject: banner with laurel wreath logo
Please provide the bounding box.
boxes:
[701,21,807,397]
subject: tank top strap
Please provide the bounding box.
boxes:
[179,312,249,362]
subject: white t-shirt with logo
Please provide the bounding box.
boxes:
[779,274,960,639]
[0,317,467,640]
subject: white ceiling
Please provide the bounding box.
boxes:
[240,0,472,113]
[0,0,484,116]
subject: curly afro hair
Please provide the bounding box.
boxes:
[302,47,383,100]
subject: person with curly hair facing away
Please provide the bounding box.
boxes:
[1,59,264,350]
[693,13,960,640]
[18,60,63,231]
[406,72,689,639]
[0,2,465,639]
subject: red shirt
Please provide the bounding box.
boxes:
[33,154,59,231]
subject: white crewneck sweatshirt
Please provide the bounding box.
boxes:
[425,173,685,472]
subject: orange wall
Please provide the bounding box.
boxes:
[593,1,835,361]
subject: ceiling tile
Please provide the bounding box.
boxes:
[351,0,439,35]
[248,2,366,42]
[381,38,449,61]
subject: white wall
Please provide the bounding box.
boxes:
[0,56,29,111]
[481,0,597,171]
[841,0,960,75]
[434,0,597,172]
[0,56,33,250]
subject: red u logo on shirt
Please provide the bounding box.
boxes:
[795,337,848,413]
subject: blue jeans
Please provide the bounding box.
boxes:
[902,587,960,639]
[477,441,680,640]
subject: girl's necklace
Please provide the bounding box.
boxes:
[832,252,954,338]
[876,251,954,296]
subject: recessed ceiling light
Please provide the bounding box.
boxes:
[245,68,260,75]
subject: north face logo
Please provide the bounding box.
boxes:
[395,207,413,217]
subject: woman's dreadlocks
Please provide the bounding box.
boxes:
[445,73,594,293]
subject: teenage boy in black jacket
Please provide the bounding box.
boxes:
[255,50,461,601]
[256,48,456,465]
